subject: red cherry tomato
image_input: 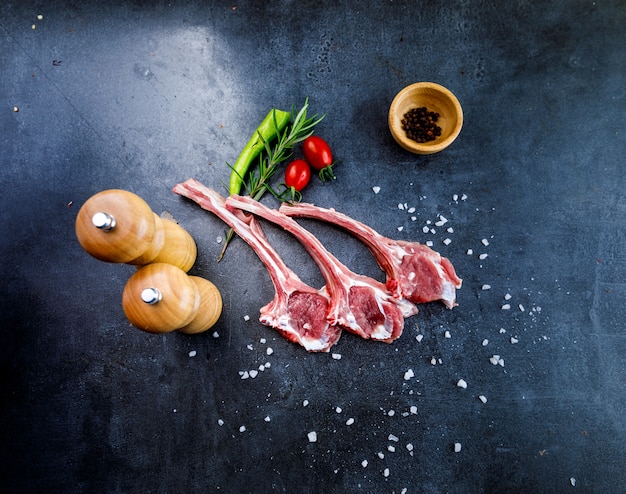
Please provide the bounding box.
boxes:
[302,136,333,171]
[284,159,311,192]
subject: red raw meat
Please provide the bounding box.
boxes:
[279,202,462,308]
[226,195,418,343]
[173,179,341,352]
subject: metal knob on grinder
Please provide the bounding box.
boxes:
[75,189,197,272]
[122,263,222,334]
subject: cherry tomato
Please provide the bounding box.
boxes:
[302,136,333,171]
[284,159,311,192]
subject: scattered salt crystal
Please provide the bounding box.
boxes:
[398,203,405,210]
[519,304,525,312]
[501,304,511,310]
[397,226,404,232]
[383,468,390,477]
[481,238,490,246]
[489,355,501,365]
[243,315,250,321]
[218,419,224,426]
[404,369,415,381]
[188,350,197,357]
[247,344,253,350]
[212,331,219,338]
[570,477,576,487]
[430,357,437,366]
[479,395,488,404]
[452,194,459,201]
[37,14,43,20]
[239,425,246,433]
[388,433,399,442]
[461,194,468,200]
[335,406,342,413]
[411,216,417,221]
[264,416,271,422]
[482,284,491,290]
[435,215,448,226]
[410,405,418,414]
[479,253,488,260]
[260,338,266,344]
[266,347,274,355]
[303,399,309,407]
[216,236,223,244]
[510,337,519,344]
[444,330,451,338]
[346,418,355,425]
[416,334,423,342]
[407,207,416,213]
[307,431,317,442]
[248,370,258,378]
[426,240,433,247]
[361,460,368,468]
[240,371,249,379]
[331,353,342,360]
[447,227,454,233]
[406,443,414,452]
[372,186,380,194]
[377,451,385,459]
[387,445,396,452]
[482,339,489,346]
[454,442,462,453]
[443,238,452,245]
[422,226,430,233]
[499,328,507,333]
[504,293,512,300]
[264,361,271,368]
[467,249,473,255]
[457,379,468,389]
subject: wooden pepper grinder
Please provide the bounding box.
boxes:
[75,189,197,272]
[122,263,222,334]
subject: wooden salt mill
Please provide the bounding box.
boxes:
[122,263,222,334]
[75,189,197,272]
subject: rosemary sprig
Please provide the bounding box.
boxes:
[218,99,325,261]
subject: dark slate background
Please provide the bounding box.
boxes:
[1,1,624,493]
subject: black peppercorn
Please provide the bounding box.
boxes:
[401,107,442,143]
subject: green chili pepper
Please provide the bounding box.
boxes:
[228,108,291,196]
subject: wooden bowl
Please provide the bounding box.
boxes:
[388,82,463,155]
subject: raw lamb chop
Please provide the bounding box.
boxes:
[279,202,462,308]
[173,179,341,352]
[226,194,418,343]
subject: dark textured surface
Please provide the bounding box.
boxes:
[1,1,625,492]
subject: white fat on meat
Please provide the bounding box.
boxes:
[279,202,462,308]
[173,179,341,352]
[226,195,417,343]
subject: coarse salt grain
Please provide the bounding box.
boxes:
[377,451,385,459]
[481,238,490,246]
[335,406,342,413]
[387,445,396,452]
[482,284,491,290]
[454,442,462,453]
[239,425,246,433]
[422,226,430,233]
[504,293,512,300]
[453,194,459,201]
[479,395,488,403]
[372,186,380,194]
[482,339,489,346]
[303,400,309,407]
[404,369,415,381]
[212,331,219,338]
[443,238,452,245]
[383,468,390,477]
[243,315,250,321]
[332,353,342,360]
[519,304,525,312]
[264,416,271,422]
[416,334,423,342]
[361,460,368,468]
[502,304,511,310]
[346,418,355,425]
[510,337,519,344]
[426,240,433,247]
[408,207,416,213]
[388,433,399,442]
[398,203,405,210]
[397,226,404,232]
[479,253,488,260]
[444,330,451,338]
[570,477,576,487]
[461,194,468,200]
[467,249,473,255]
[447,227,454,233]
[188,350,197,357]
[250,370,259,378]
[410,405,417,414]
[218,419,224,426]
[307,431,317,442]
[406,443,414,452]
[457,379,468,389]
[266,347,273,355]
[430,357,437,366]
